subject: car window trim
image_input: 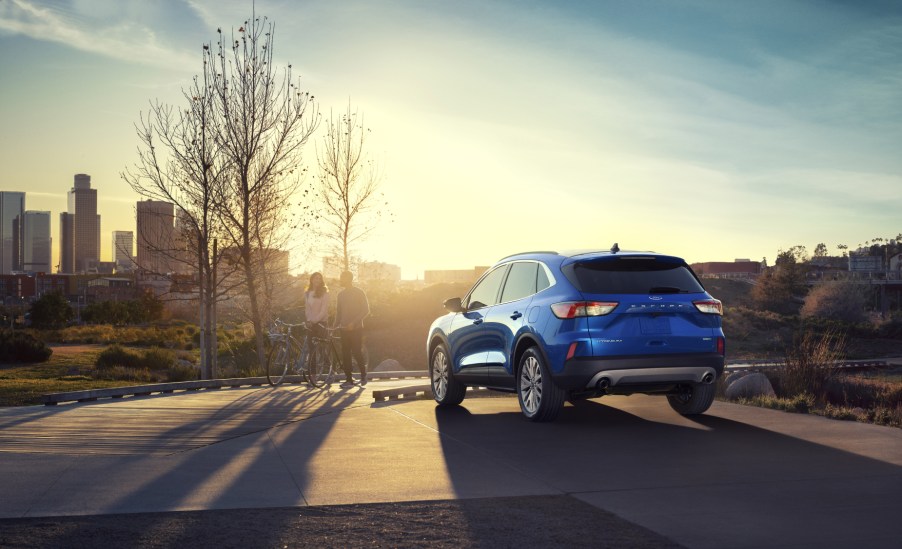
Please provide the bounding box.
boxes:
[494,260,556,307]
[464,263,510,310]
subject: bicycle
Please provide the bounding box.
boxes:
[266,319,335,388]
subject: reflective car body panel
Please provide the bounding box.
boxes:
[426,249,725,396]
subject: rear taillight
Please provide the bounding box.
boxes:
[717,337,725,355]
[693,299,723,315]
[551,301,618,319]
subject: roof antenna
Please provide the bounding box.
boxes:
[611,242,620,253]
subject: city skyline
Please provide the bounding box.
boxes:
[1,1,901,279]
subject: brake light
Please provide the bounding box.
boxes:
[693,299,723,315]
[551,301,618,319]
[717,337,725,355]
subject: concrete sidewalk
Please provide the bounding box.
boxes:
[1,380,901,548]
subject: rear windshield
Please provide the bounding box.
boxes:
[563,258,705,294]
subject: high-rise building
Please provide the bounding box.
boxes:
[113,231,134,271]
[136,200,175,274]
[21,211,51,273]
[59,213,74,273]
[0,191,25,274]
[60,174,100,273]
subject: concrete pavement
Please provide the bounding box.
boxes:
[1,380,900,548]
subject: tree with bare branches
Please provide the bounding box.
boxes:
[123,47,239,379]
[316,102,388,272]
[209,15,319,369]
[125,11,318,375]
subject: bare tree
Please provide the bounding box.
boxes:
[316,102,388,272]
[209,15,319,369]
[123,55,240,379]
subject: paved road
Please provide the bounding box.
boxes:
[1,381,900,548]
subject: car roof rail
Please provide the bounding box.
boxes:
[496,251,560,261]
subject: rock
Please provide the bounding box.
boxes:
[177,359,199,370]
[723,371,751,390]
[373,359,401,372]
[725,372,775,400]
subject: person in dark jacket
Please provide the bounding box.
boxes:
[335,270,370,387]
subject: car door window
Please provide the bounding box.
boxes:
[500,262,539,303]
[465,265,509,310]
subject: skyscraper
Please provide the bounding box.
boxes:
[0,191,25,274]
[60,174,101,273]
[21,211,51,273]
[113,230,134,271]
[59,213,74,273]
[136,200,175,275]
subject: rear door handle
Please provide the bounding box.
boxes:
[510,311,522,320]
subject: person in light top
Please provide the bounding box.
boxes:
[305,271,329,342]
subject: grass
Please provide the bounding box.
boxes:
[0,342,199,407]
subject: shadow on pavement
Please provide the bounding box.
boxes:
[428,395,902,548]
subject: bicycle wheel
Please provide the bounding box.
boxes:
[266,337,294,386]
[307,339,335,388]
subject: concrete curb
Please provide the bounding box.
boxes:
[42,371,429,405]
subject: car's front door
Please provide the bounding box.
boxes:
[447,264,509,384]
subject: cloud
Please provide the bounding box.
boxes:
[0,0,201,70]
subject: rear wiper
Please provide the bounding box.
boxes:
[648,286,685,294]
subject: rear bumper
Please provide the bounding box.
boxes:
[554,353,725,391]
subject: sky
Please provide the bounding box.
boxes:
[1,0,901,279]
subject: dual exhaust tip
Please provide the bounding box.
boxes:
[594,371,714,391]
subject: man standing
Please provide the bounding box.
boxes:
[336,270,370,387]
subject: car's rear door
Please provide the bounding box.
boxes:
[483,261,540,389]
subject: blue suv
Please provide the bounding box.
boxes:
[427,246,725,421]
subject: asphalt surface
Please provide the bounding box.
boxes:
[1,379,901,548]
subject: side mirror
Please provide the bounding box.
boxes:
[443,297,464,313]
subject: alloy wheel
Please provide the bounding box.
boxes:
[519,356,542,415]
[432,349,448,401]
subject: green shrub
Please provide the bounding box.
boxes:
[95,344,142,370]
[93,366,152,382]
[167,363,198,382]
[877,317,902,339]
[0,329,52,363]
[217,337,263,377]
[778,328,846,401]
[140,347,176,371]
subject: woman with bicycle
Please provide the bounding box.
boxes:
[305,272,329,339]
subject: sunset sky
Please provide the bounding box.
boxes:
[1,0,900,279]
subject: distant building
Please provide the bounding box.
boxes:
[848,253,883,272]
[890,253,902,274]
[424,267,489,285]
[321,255,352,280]
[62,174,101,274]
[136,200,175,275]
[113,231,134,272]
[58,212,74,273]
[358,261,402,284]
[690,260,762,279]
[0,191,25,274]
[20,211,51,274]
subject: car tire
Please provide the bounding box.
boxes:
[517,347,565,422]
[431,343,466,406]
[667,382,716,415]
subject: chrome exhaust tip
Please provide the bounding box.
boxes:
[702,373,714,384]
[596,377,611,391]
